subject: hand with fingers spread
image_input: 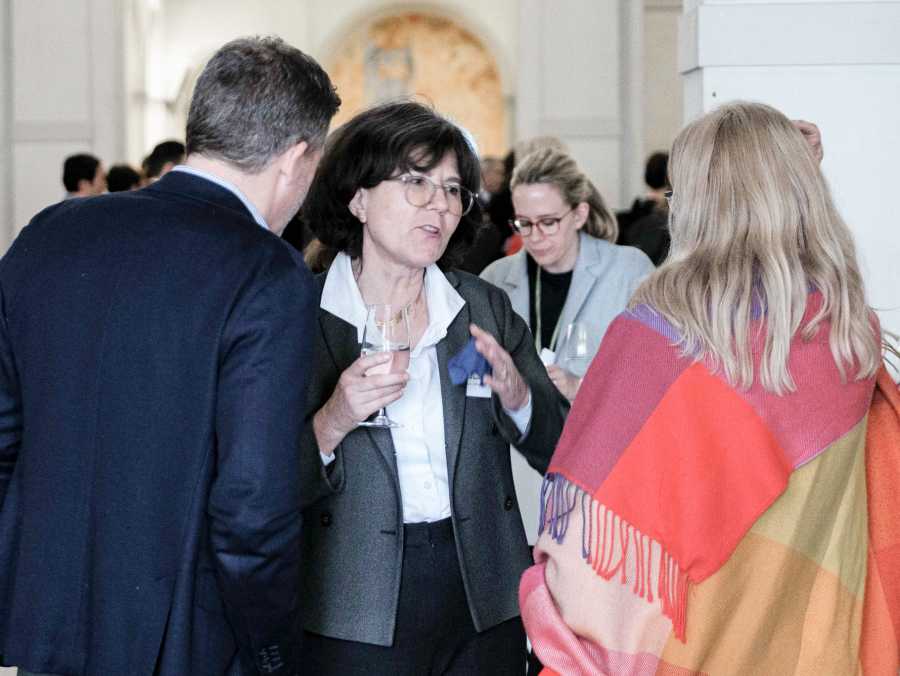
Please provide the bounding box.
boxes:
[546,364,582,402]
[470,323,529,411]
[313,351,410,456]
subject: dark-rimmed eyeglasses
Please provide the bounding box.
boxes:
[508,207,575,237]
[387,174,476,217]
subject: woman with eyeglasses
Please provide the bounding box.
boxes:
[295,102,568,675]
[481,148,654,404]
[479,147,653,564]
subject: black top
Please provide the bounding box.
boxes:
[527,254,573,350]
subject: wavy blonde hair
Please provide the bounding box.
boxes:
[511,148,618,242]
[631,101,880,393]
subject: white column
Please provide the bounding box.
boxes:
[2,0,126,250]
[517,0,640,208]
[680,0,900,337]
[0,1,11,248]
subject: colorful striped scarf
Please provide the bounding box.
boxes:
[520,300,900,675]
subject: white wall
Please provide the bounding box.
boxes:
[681,0,900,340]
[140,0,519,162]
[644,0,682,158]
[0,0,126,243]
[517,0,640,208]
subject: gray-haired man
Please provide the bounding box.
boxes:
[1,36,339,676]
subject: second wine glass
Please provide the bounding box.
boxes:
[359,303,411,428]
[564,321,590,373]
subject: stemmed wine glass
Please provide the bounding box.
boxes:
[358,303,411,428]
[564,322,590,373]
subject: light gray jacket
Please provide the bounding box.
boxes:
[480,232,654,376]
[298,270,569,647]
[480,233,653,542]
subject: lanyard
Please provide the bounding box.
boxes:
[534,268,563,354]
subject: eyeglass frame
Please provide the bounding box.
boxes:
[664,190,674,209]
[385,173,476,217]
[508,207,576,237]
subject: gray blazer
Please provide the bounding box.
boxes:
[480,232,654,375]
[480,233,653,542]
[298,270,569,647]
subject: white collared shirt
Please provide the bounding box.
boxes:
[321,252,531,523]
[171,165,269,230]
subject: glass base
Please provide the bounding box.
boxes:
[358,414,401,428]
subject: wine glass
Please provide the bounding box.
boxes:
[358,303,411,428]
[564,322,590,373]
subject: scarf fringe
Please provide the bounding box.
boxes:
[539,473,689,641]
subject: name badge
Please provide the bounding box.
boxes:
[465,374,492,398]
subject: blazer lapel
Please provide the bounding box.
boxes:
[501,250,531,328]
[318,309,399,477]
[555,233,599,359]
[437,272,472,487]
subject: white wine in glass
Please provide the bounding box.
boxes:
[358,303,411,428]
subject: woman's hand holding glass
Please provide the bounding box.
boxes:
[470,323,529,411]
[313,350,410,457]
[547,322,589,402]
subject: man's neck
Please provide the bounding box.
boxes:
[184,154,276,225]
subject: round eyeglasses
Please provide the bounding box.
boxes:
[509,207,575,237]
[387,174,476,217]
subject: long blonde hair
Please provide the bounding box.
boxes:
[631,101,880,393]
[511,148,618,242]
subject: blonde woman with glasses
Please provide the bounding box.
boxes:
[481,149,653,548]
[482,149,654,404]
[519,101,899,675]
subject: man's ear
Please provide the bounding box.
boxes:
[349,188,367,223]
[280,140,312,182]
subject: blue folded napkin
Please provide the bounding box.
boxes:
[447,336,492,385]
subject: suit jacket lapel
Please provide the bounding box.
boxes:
[555,234,599,358]
[437,272,472,487]
[318,309,400,477]
[501,250,531,328]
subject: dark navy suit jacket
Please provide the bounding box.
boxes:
[0,171,316,675]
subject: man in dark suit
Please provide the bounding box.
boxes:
[0,36,339,676]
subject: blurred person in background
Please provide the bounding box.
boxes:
[617,151,671,265]
[105,164,142,192]
[142,139,186,183]
[62,153,105,198]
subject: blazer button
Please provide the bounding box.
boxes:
[320,512,332,527]
[490,422,499,436]
[504,496,514,511]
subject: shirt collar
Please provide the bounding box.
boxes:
[171,165,269,230]
[321,251,466,350]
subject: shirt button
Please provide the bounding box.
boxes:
[424,481,432,490]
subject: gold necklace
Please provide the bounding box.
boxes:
[354,260,425,326]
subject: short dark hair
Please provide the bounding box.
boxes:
[106,164,142,192]
[143,140,185,179]
[302,101,481,270]
[186,36,340,172]
[644,151,669,190]
[63,153,100,192]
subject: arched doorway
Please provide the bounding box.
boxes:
[327,11,507,157]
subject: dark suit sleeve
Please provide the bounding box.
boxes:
[0,282,22,511]
[209,256,316,676]
[488,286,569,474]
